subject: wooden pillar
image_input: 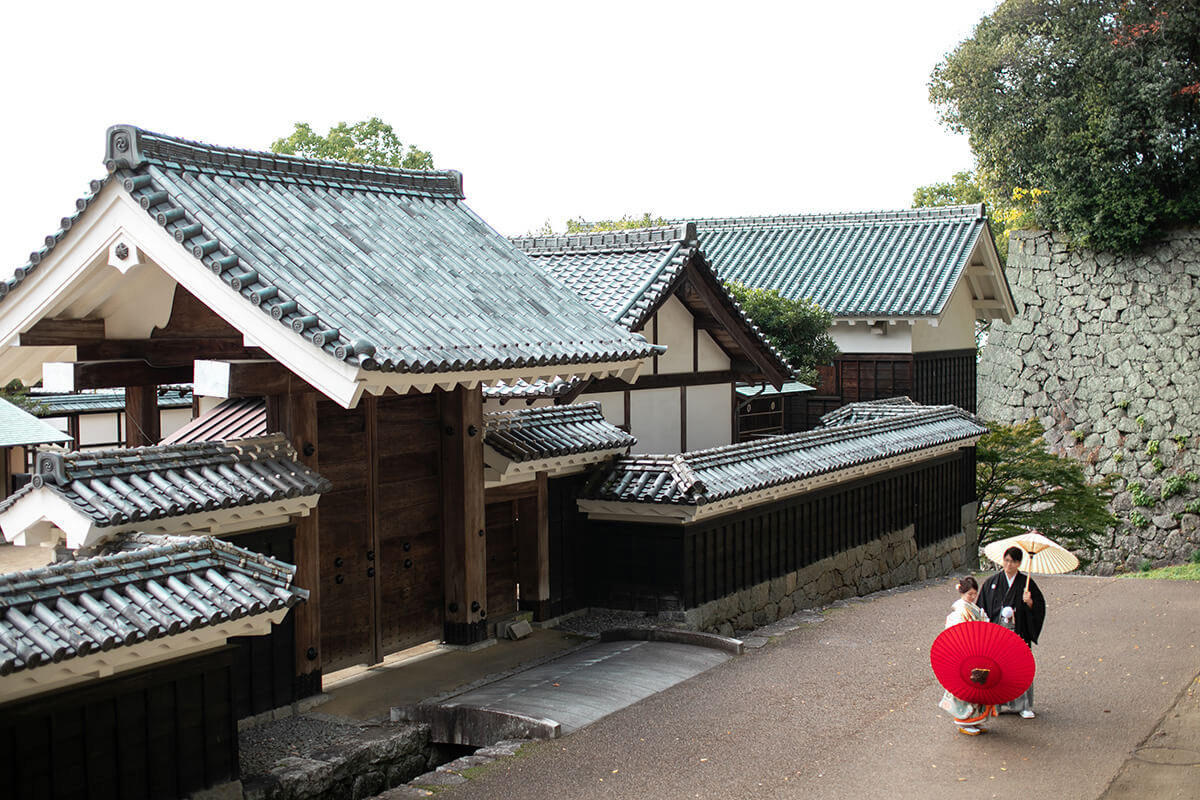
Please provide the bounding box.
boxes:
[267,391,323,696]
[517,471,551,620]
[440,386,488,645]
[124,385,160,446]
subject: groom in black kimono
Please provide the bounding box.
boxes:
[978,546,1046,718]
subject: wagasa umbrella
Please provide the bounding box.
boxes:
[930,620,1036,705]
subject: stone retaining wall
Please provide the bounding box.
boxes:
[680,503,978,635]
[978,229,1200,573]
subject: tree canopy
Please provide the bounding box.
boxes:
[930,0,1200,253]
[271,118,435,170]
[911,169,1012,262]
[725,283,838,386]
[976,419,1116,552]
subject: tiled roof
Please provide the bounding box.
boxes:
[482,377,581,402]
[582,402,986,506]
[692,205,991,318]
[0,397,72,448]
[0,533,305,675]
[819,396,931,426]
[512,224,791,380]
[160,397,267,445]
[29,386,193,416]
[734,380,815,398]
[7,126,654,377]
[0,433,330,529]
[484,402,635,462]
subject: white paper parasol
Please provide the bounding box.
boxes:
[983,529,1079,575]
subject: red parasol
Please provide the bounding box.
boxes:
[930,621,1036,705]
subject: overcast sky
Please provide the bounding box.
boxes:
[1,1,999,270]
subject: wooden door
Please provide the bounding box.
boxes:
[485,500,519,621]
[316,401,375,671]
[375,394,444,654]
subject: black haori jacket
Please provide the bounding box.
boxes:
[979,570,1047,646]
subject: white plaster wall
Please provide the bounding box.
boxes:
[912,283,976,352]
[588,391,628,429]
[197,395,224,416]
[653,296,694,375]
[686,384,732,450]
[42,415,69,435]
[79,413,119,447]
[830,321,913,354]
[160,407,193,439]
[696,328,730,371]
[630,387,681,454]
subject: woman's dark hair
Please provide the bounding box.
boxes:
[1004,546,1024,563]
[956,576,979,594]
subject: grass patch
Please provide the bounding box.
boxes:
[1123,562,1200,580]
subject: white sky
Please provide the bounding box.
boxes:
[0,0,999,271]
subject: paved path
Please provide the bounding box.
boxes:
[442,640,732,733]
[439,575,1200,800]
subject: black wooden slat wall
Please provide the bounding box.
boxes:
[913,349,977,412]
[0,648,237,800]
[581,450,972,611]
[226,525,303,719]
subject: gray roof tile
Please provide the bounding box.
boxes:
[0,434,330,528]
[582,400,986,505]
[484,402,635,462]
[0,397,72,448]
[0,533,305,675]
[5,127,655,376]
[29,386,194,416]
[692,205,991,318]
[512,223,791,380]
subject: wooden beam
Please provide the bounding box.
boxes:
[516,472,550,621]
[441,386,488,645]
[77,338,265,366]
[586,369,745,394]
[18,319,107,346]
[43,360,193,391]
[194,359,304,398]
[124,386,161,447]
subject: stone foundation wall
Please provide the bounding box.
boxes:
[978,229,1200,573]
[680,503,978,636]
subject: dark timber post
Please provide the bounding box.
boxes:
[124,385,161,446]
[517,471,551,620]
[267,390,322,697]
[441,386,488,645]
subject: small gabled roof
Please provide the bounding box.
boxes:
[28,386,193,416]
[0,396,71,448]
[1,126,653,406]
[693,205,1015,323]
[0,533,305,699]
[483,402,635,485]
[482,377,582,403]
[0,434,330,549]
[512,224,792,386]
[578,402,986,522]
[160,396,267,445]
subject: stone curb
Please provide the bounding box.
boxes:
[599,627,745,655]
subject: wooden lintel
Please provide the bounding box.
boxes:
[485,481,538,504]
[43,360,193,391]
[194,359,303,398]
[77,338,264,366]
[18,318,107,347]
[586,369,740,394]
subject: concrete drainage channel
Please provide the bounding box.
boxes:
[237,629,742,800]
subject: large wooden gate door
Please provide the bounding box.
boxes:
[375,394,444,655]
[317,395,445,672]
[317,400,375,671]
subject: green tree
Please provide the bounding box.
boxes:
[564,213,670,234]
[930,0,1200,253]
[976,419,1116,552]
[271,117,435,169]
[0,379,45,414]
[725,283,839,386]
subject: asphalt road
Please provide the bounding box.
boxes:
[442,575,1200,800]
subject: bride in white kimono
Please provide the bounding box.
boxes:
[937,576,997,735]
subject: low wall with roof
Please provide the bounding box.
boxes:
[978,229,1200,573]
[679,504,977,635]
